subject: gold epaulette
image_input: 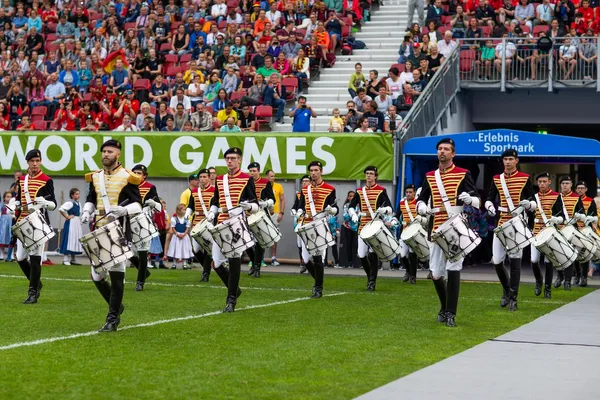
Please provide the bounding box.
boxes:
[84,171,99,183]
[127,170,143,185]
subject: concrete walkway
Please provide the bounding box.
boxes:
[356,289,600,400]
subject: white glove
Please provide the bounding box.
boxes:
[290,209,297,217]
[146,198,160,211]
[266,199,274,209]
[295,209,304,218]
[80,211,90,224]
[518,199,531,210]
[7,198,18,212]
[511,206,524,217]
[390,217,400,227]
[485,201,496,217]
[206,211,215,222]
[325,205,337,215]
[376,206,392,215]
[568,216,577,225]
[550,216,563,225]
[458,192,472,205]
[112,206,127,217]
[417,201,431,216]
[259,200,269,209]
[585,215,598,226]
[143,206,152,215]
[184,208,192,219]
[574,213,586,222]
[415,215,427,224]
[351,213,359,223]
[240,202,252,211]
[34,196,51,209]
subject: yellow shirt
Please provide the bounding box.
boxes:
[329,116,343,131]
[217,109,238,123]
[272,182,284,214]
[183,69,205,85]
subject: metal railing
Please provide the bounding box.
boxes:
[458,37,600,91]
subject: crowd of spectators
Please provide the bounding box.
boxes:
[0,0,370,132]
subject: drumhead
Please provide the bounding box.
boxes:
[534,227,557,246]
[400,222,421,240]
[360,220,384,238]
[247,210,266,225]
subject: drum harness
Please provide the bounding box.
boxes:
[433,169,462,218]
[534,193,550,226]
[197,186,209,218]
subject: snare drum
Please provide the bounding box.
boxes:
[533,226,577,270]
[360,219,402,261]
[12,210,55,251]
[494,215,534,254]
[80,220,134,272]
[581,226,600,262]
[247,210,282,248]
[130,212,159,247]
[400,222,430,261]
[295,215,335,256]
[568,228,597,263]
[431,214,481,262]
[560,225,576,242]
[209,211,255,258]
[190,219,214,255]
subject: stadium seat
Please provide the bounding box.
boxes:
[32,121,46,130]
[255,105,273,129]
[134,79,151,90]
[281,77,298,101]
[171,21,183,32]
[179,53,192,63]
[124,22,136,31]
[459,50,476,74]
[165,54,179,64]
[31,115,44,122]
[533,25,548,36]
[391,63,406,73]
[230,91,244,103]
[160,42,173,52]
[31,106,47,117]
[166,66,181,77]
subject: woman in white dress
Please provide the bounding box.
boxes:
[59,188,83,265]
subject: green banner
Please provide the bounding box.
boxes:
[0,132,394,180]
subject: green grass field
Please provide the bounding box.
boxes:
[0,263,592,400]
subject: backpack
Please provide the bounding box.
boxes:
[346,37,366,50]
[341,45,353,55]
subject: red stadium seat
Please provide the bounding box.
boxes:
[166,65,181,77]
[171,21,183,32]
[124,22,136,31]
[31,114,44,122]
[32,121,46,130]
[255,105,273,129]
[160,42,173,52]
[134,79,151,90]
[533,25,548,36]
[165,54,178,64]
[459,50,476,73]
[179,53,192,63]
[31,106,47,117]
[281,77,298,101]
[230,91,244,103]
[391,63,405,73]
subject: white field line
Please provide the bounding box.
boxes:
[0,292,347,351]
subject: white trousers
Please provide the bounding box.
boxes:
[429,241,463,279]
[398,239,413,258]
[211,240,228,267]
[492,233,522,265]
[192,237,201,254]
[530,242,541,263]
[16,239,43,261]
[90,261,126,281]
[299,239,326,264]
[357,236,373,258]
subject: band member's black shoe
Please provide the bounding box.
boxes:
[311,286,323,298]
[35,282,43,299]
[253,269,261,278]
[299,265,307,274]
[573,276,580,286]
[445,312,456,327]
[200,272,210,282]
[534,281,543,296]
[23,290,38,304]
[437,309,447,323]
[135,282,144,291]
[564,281,572,291]
[409,276,416,285]
[508,298,517,311]
[402,272,410,282]
[99,308,121,332]
[500,289,510,308]
[223,303,235,313]
[98,321,118,332]
[159,264,168,269]
[70,262,81,265]
[544,287,552,298]
[580,277,588,287]
[554,274,563,288]
[247,266,255,276]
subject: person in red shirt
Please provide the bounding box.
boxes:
[577,0,594,25]
[80,114,99,132]
[77,102,96,128]
[110,96,136,129]
[123,89,140,114]
[53,101,77,131]
[15,115,35,131]
[90,77,108,103]
[571,12,588,35]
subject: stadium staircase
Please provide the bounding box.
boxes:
[275,1,409,132]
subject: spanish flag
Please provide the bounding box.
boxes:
[103,49,130,74]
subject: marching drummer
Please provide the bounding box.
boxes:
[246,162,275,278]
[416,138,479,328]
[292,175,311,274]
[131,164,162,292]
[293,161,338,299]
[347,166,393,291]
[557,175,585,291]
[208,147,259,313]
[573,180,598,288]
[529,172,564,299]
[393,184,426,285]
[186,168,216,283]
[7,149,57,304]
[81,139,143,332]
[484,149,536,312]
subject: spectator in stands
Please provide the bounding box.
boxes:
[136,102,155,130]
[114,114,140,131]
[169,87,192,112]
[496,0,516,27]
[241,73,267,106]
[425,21,442,46]
[161,115,179,132]
[238,102,257,131]
[514,0,535,31]
[558,36,578,80]
[407,0,425,30]
[43,72,66,116]
[220,116,241,132]
[173,103,190,131]
[534,0,554,27]
[149,75,170,107]
[347,62,365,99]
[400,61,415,87]
[375,86,393,114]
[384,105,402,133]
[8,83,28,128]
[408,43,427,67]
[283,33,302,60]
[190,102,213,131]
[579,35,597,80]
[386,67,403,106]
[28,76,45,109]
[54,101,77,131]
[110,59,130,91]
[419,58,434,82]
[362,100,385,132]
[345,101,361,130]
[155,102,172,131]
[257,55,277,78]
[0,104,9,130]
[216,101,238,127]
[329,108,344,132]
[188,74,205,107]
[476,39,495,80]
[475,0,496,30]
[353,87,372,112]
[366,69,387,99]
[80,114,99,132]
[354,117,373,133]
[55,12,75,44]
[494,33,516,76]
[398,33,414,64]
[15,115,34,131]
[465,17,483,45]
[554,0,575,29]
[548,18,566,39]
[438,31,458,59]
[203,72,222,105]
[578,0,594,26]
[59,59,79,89]
[427,43,445,73]
[407,70,425,104]
[325,11,345,51]
[264,73,286,123]
[275,52,291,76]
[171,24,190,56]
[451,6,468,37]
[290,95,316,132]
[251,42,268,70]
[515,35,535,80]
[426,0,446,26]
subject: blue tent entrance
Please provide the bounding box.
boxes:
[398,129,600,202]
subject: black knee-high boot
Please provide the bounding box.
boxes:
[223,258,241,312]
[368,253,379,291]
[195,250,205,264]
[408,252,418,284]
[23,255,42,303]
[508,258,521,311]
[200,253,211,282]
[544,262,553,298]
[531,261,543,296]
[432,277,447,322]
[563,264,573,290]
[18,259,31,280]
[253,245,265,278]
[93,278,112,304]
[99,271,125,332]
[246,248,256,275]
[573,261,581,285]
[305,260,316,279]
[311,256,324,298]
[401,256,410,282]
[494,262,510,308]
[135,251,149,291]
[215,265,238,297]
[446,270,461,327]
[580,261,589,287]
[360,256,371,286]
